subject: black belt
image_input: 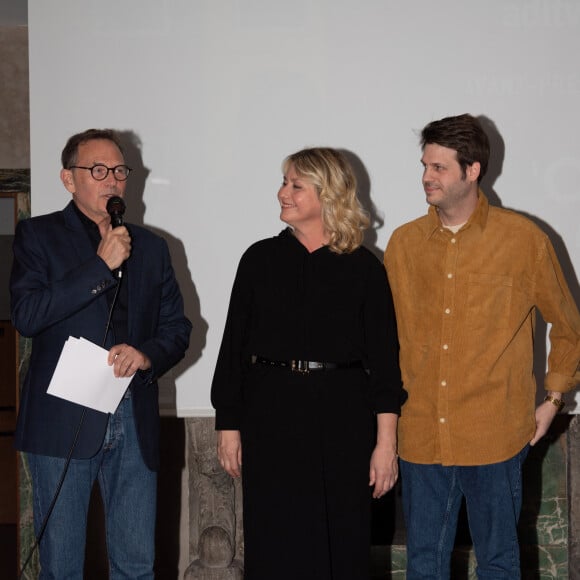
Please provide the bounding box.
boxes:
[253,355,364,374]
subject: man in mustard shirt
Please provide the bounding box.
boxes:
[384,113,580,579]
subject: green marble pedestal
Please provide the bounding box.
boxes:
[370,415,572,579]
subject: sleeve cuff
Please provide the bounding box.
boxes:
[214,407,241,430]
[545,370,580,394]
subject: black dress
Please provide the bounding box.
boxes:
[211,228,404,580]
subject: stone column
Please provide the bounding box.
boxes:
[184,418,243,579]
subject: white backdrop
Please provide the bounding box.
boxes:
[28,0,580,415]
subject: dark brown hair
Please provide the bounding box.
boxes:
[61,128,124,169]
[421,114,490,182]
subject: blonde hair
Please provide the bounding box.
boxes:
[282,147,369,254]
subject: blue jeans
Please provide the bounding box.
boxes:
[400,445,529,580]
[27,396,157,580]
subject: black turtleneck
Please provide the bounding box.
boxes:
[72,202,129,346]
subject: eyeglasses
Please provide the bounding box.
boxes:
[69,164,132,181]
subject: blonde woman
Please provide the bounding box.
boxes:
[211,147,405,580]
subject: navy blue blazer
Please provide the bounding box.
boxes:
[10,201,192,470]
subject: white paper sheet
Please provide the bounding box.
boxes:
[47,337,132,413]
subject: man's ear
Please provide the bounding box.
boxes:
[60,168,75,193]
[466,162,481,183]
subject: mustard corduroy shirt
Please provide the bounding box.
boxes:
[385,192,580,466]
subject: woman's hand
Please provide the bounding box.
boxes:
[217,430,242,478]
[369,443,398,498]
[369,412,399,498]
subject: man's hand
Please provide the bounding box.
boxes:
[97,220,131,271]
[530,392,563,445]
[108,344,151,378]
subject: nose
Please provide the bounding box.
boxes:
[104,170,125,191]
[103,168,118,184]
[278,183,289,200]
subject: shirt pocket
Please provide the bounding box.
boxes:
[466,273,513,330]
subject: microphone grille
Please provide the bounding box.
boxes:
[106,196,126,216]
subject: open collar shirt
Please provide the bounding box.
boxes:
[385,192,580,466]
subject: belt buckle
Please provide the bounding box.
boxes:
[291,359,309,374]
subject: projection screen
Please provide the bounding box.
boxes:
[28,0,580,415]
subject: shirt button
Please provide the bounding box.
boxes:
[447,273,453,279]
[443,344,449,350]
[441,380,447,386]
[451,238,457,244]
[439,418,446,423]
[445,308,451,314]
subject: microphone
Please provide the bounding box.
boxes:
[106,196,127,278]
[106,196,126,228]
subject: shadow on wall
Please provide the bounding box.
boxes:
[340,149,385,262]
[118,130,208,410]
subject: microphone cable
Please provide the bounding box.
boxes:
[18,273,124,579]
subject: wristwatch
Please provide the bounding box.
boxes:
[544,395,565,412]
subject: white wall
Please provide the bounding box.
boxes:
[28,0,580,415]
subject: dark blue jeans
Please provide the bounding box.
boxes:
[400,445,529,579]
[28,396,157,579]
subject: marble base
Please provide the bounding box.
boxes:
[185,415,573,579]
